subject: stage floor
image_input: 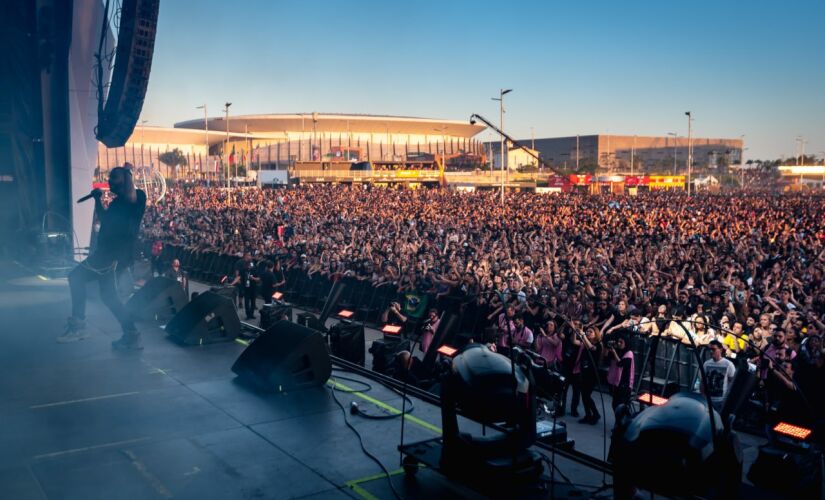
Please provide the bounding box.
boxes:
[0,260,770,499]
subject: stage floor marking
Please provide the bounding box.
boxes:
[30,391,141,409]
[33,437,151,460]
[328,380,442,435]
[344,468,406,500]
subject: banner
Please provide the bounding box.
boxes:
[568,174,592,186]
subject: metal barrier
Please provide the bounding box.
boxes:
[159,243,710,393]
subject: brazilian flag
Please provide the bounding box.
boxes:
[402,293,428,319]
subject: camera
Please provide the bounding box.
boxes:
[606,340,618,349]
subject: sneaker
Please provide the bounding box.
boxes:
[112,331,143,351]
[57,318,90,343]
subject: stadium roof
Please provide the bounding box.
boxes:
[123,126,256,146]
[174,113,486,138]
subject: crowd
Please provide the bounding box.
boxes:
[142,184,825,424]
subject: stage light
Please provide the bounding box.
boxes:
[381,324,402,335]
[272,291,284,300]
[436,345,458,357]
[613,392,742,498]
[637,392,668,406]
[337,309,354,319]
[773,422,812,441]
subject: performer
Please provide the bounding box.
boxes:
[57,166,147,349]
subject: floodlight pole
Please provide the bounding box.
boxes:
[491,88,512,205]
[196,105,208,181]
[224,102,232,188]
[685,112,693,195]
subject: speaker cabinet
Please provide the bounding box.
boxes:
[260,303,292,330]
[165,291,240,345]
[232,320,331,392]
[126,276,187,322]
[369,338,411,375]
[328,321,365,366]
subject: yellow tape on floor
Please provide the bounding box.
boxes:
[328,380,442,435]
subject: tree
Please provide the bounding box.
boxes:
[158,148,188,179]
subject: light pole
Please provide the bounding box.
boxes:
[433,126,449,180]
[667,132,679,175]
[224,102,232,188]
[196,104,208,181]
[739,134,746,189]
[576,134,580,171]
[685,112,693,195]
[491,88,512,204]
[139,119,148,168]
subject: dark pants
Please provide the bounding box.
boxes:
[69,258,135,333]
[581,376,599,418]
[561,368,581,414]
[610,385,631,413]
[242,286,256,318]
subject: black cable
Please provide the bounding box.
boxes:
[328,378,402,500]
[331,368,416,419]
[329,372,373,393]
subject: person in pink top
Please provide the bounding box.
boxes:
[606,334,634,414]
[499,313,534,350]
[535,319,564,368]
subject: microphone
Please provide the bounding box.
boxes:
[77,189,102,203]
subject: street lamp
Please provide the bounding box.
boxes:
[433,126,449,177]
[667,132,679,175]
[196,105,209,181]
[224,102,232,188]
[139,119,148,168]
[491,88,512,204]
[685,112,693,195]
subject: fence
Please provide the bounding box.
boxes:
[157,243,709,393]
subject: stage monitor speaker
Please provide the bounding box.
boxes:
[126,276,187,322]
[328,321,365,366]
[260,304,292,330]
[165,291,240,345]
[232,320,331,392]
[369,338,412,375]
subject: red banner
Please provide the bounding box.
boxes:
[624,176,650,186]
[568,174,592,186]
[548,175,569,188]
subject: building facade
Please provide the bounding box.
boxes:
[510,135,743,173]
[97,113,486,175]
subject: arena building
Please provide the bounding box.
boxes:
[96,113,487,177]
[492,134,744,173]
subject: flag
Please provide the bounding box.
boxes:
[229,145,235,165]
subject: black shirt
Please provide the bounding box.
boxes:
[260,269,276,296]
[95,190,146,264]
[234,260,256,288]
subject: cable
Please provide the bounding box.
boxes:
[328,377,402,500]
[329,372,373,393]
[331,369,416,419]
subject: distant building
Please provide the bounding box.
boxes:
[97,113,486,173]
[492,135,743,173]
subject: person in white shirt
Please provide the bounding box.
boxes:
[701,340,736,411]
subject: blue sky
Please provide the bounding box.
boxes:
[140,0,825,161]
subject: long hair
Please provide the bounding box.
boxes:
[110,166,137,203]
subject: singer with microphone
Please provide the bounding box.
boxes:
[57,166,147,349]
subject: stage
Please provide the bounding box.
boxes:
[0,261,606,499]
[0,260,774,499]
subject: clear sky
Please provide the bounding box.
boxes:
[140,0,825,161]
